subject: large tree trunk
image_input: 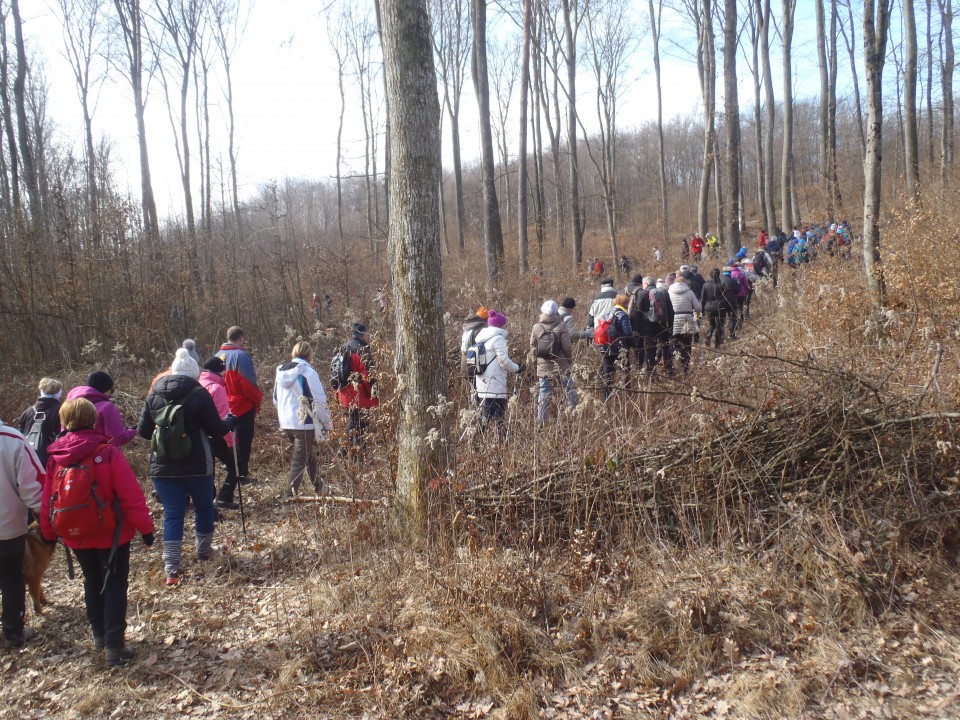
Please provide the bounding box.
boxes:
[862,0,891,309]
[780,0,796,233]
[561,0,584,267]
[759,0,776,234]
[828,0,842,215]
[11,0,40,225]
[927,0,935,167]
[816,0,831,217]
[723,0,741,256]
[696,0,716,241]
[649,0,668,249]
[472,0,505,288]
[379,0,447,533]
[939,0,954,192]
[904,0,920,204]
[517,0,531,274]
[0,6,19,214]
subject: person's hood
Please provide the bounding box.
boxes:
[276,358,308,389]
[33,396,61,412]
[537,312,563,328]
[199,370,225,389]
[462,315,487,332]
[152,373,203,401]
[65,385,109,404]
[613,303,629,313]
[47,428,111,466]
[475,326,507,343]
[669,282,692,298]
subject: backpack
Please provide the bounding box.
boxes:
[465,340,490,378]
[150,387,202,461]
[535,327,559,360]
[25,410,52,465]
[753,251,769,274]
[647,287,670,324]
[330,344,353,391]
[49,447,116,540]
[594,313,616,346]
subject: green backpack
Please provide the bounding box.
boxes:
[151,387,202,461]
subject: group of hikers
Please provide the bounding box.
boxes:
[462,223,850,426]
[0,324,379,665]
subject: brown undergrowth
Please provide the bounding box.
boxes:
[3,220,960,718]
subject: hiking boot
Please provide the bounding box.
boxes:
[238,476,257,485]
[165,572,182,588]
[4,628,34,649]
[93,635,105,652]
[105,646,136,667]
[214,498,239,510]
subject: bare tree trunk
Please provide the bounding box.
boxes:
[531,7,546,265]
[816,0,831,216]
[939,0,954,191]
[0,6,18,213]
[780,0,796,232]
[828,0,842,214]
[926,0,935,167]
[841,0,867,166]
[11,0,39,225]
[904,0,920,204]
[723,0,741,256]
[472,0,505,287]
[212,0,243,242]
[694,0,715,241]
[863,0,891,309]
[746,2,766,230]
[561,0,584,266]
[517,0,531,274]
[379,0,446,533]
[759,0,776,234]
[373,0,391,229]
[649,0,668,248]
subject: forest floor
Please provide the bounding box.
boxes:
[3,242,960,719]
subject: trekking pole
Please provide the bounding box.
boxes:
[231,432,247,537]
[63,540,74,580]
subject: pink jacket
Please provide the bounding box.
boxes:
[199,371,234,447]
[65,386,137,447]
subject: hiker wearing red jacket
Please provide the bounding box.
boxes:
[216,326,262,482]
[690,234,704,261]
[336,323,379,447]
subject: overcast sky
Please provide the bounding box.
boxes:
[26,0,832,219]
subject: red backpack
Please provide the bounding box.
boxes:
[49,447,116,541]
[594,313,616,346]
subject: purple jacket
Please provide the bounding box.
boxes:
[65,386,137,448]
[730,267,750,299]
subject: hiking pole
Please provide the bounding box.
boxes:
[62,540,74,580]
[231,432,247,537]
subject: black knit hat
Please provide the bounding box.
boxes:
[560,297,576,309]
[352,322,369,337]
[203,356,226,373]
[86,371,114,394]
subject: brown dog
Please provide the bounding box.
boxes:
[23,525,56,614]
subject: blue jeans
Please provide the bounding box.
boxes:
[537,374,577,424]
[153,475,215,544]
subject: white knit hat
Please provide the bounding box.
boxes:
[540,300,559,315]
[170,347,200,379]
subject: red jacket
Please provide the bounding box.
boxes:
[336,346,379,410]
[40,429,154,548]
[690,235,705,254]
[217,343,263,416]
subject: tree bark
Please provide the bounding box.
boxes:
[939,0,954,192]
[561,0,584,266]
[759,0,776,234]
[780,0,796,233]
[649,0,668,249]
[0,5,18,214]
[816,0,831,217]
[11,0,40,225]
[517,0,531,274]
[904,0,920,204]
[723,0,741,256]
[379,0,447,533]
[862,0,891,309]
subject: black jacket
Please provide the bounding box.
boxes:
[138,374,231,478]
[720,276,740,311]
[700,281,725,312]
[688,272,706,300]
[17,397,62,465]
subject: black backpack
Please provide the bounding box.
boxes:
[25,410,52,465]
[535,327,559,360]
[753,251,769,274]
[647,287,670,324]
[329,345,352,391]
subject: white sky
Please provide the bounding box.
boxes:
[25,0,832,219]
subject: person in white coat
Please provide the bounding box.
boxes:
[473,310,521,428]
[668,273,702,374]
[273,341,333,496]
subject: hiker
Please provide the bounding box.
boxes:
[687,264,706,300]
[757,229,769,248]
[669,273,702,373]
[690,234,704,261]
[461,306,490,405]
[335,323,379,447]
[274,341,333,497]
[0,420,43,649]
[618,255,633,275]
[705,233,719,258]
[653,246,663,264]
[473,310,521,428]
[700,269,726,348]
[182,339,201,367]
[596,294,632,400]
[310,293,321,323]
[217,326,262,484]
[17,377,63,467]
[323,293,333,318]
[626,274,651,374]
[558,298,592,342]
[587,278,618,333]
[720,267,741,340]
[199,357,240,511]
[41,398,153,665]
[643,277,675,375]
[681,237,691,261]
[138,349,235,587]
[530,300,576,424]
[65,372,137,448]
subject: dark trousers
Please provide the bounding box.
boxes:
[233,409,256,477]
[726,305,739,339]
[73,543,131,650]
[346,408,369,446]
[479,397,507,427]
[0,536,26,641]
[599,349,619,399]
[649,327,674,374]
[211,436,239,502]
[673,333,694,373]
[705,310,724,347]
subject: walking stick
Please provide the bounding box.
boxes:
[231,432,247,536]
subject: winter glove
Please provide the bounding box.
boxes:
[142,532,155,547]
[225,414,238,430]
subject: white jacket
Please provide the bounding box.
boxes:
[473,327,519,399]
[0,425,43,541]
[273,358,333,433]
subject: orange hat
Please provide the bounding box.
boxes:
[476,306,489,320]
